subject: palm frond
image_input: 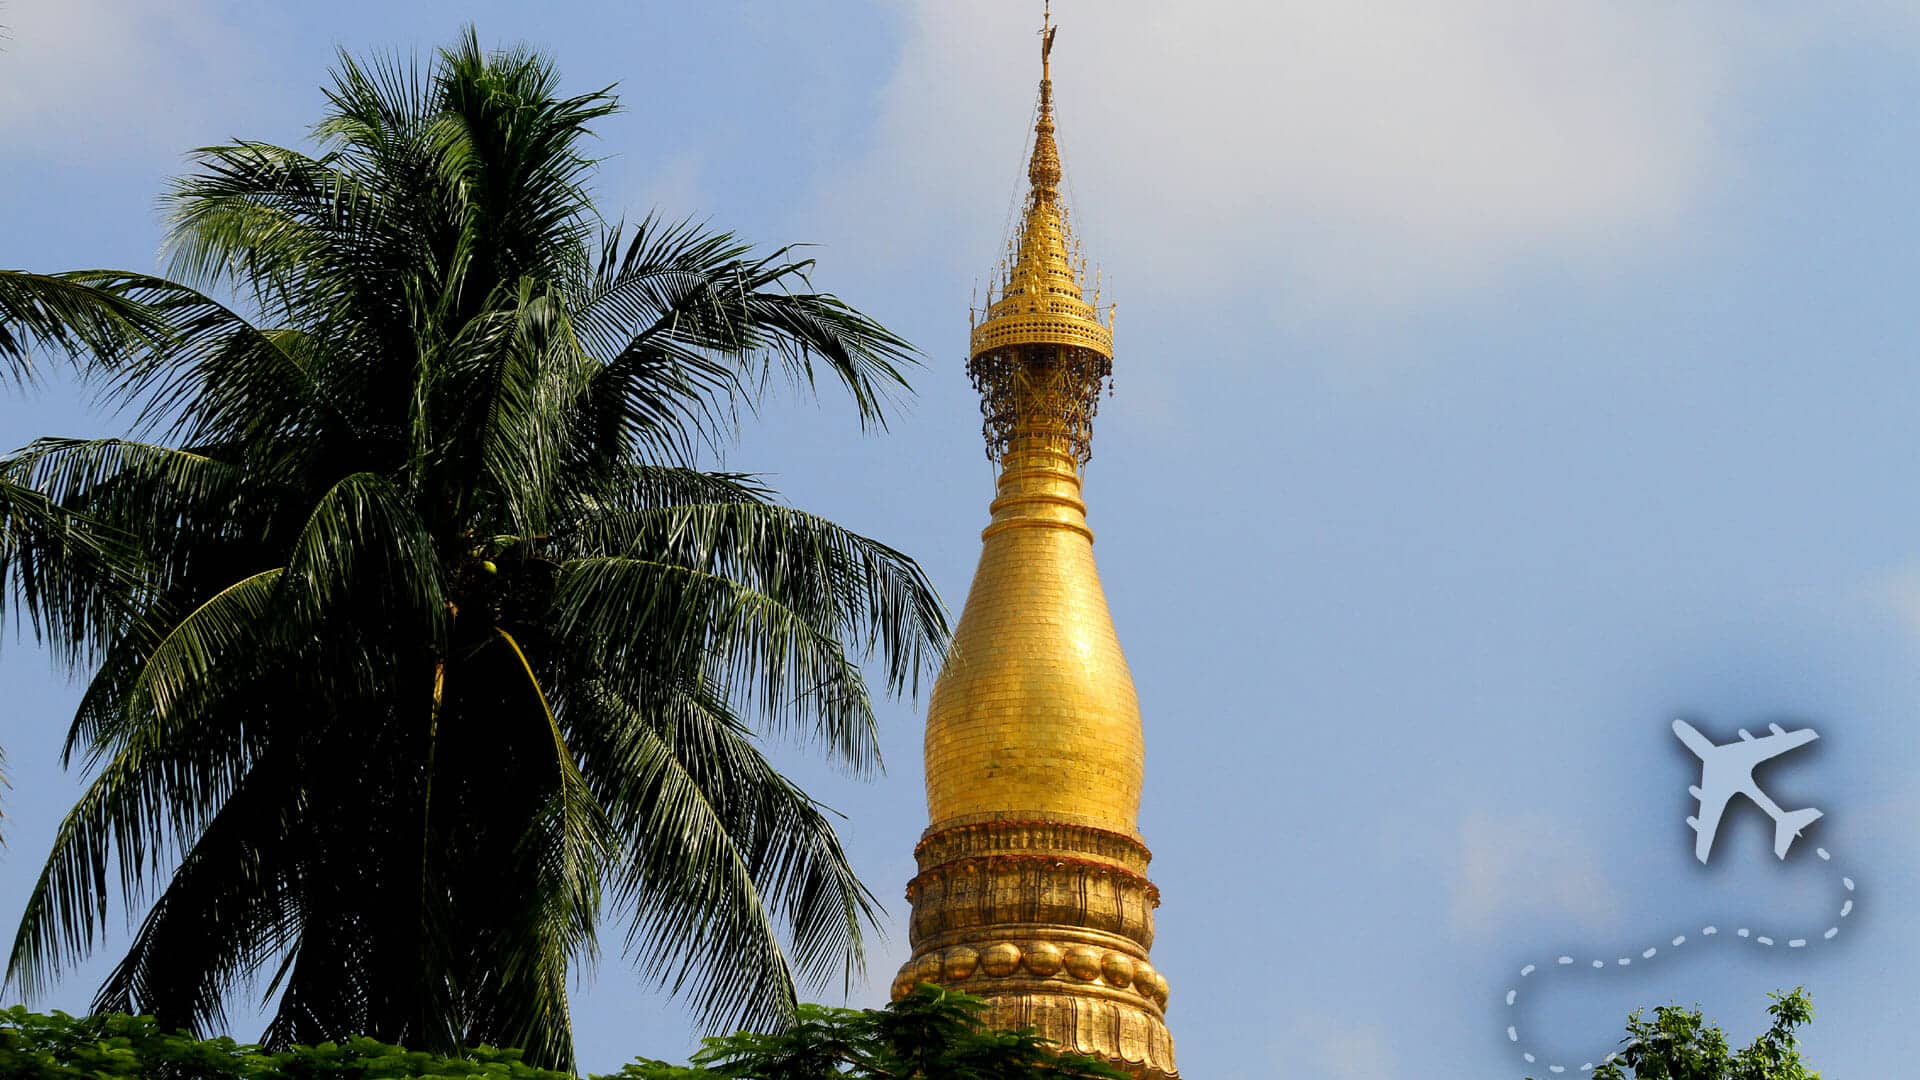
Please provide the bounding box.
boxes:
[457,628,606,1069]
[433,28,614,286]
[445,280,596,536]
[0,438,263,673]
[0,270,170,379]
[565,678,878,1033]
[90,746,307,1033]
[7,570,283,997]
[564,497,946,698]
[555,555,884,772]
[282,472,446,634]
[0,474,145,669]
[578,221,916,432]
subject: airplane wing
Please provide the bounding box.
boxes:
[1672,719,1715,759]
[1686,784,1735,864]
[1754,723,1819,756]
[1724,724,1820,772]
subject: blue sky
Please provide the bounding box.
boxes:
[5,2,1920,1076]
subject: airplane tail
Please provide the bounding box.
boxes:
[1773,807,1823,860]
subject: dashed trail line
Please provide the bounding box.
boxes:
[1502,847,1857,1075]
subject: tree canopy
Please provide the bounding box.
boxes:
[0,988,1119,1080]
[0,28,945,1070]
[1567,988,1820,1080]
[612,986,1124,1080]
[0,1005,573,1080]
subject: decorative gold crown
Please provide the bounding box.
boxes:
[967,11,1115,467]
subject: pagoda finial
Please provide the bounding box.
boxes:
[966,3,1113,468]
[1041,1,1056,78]
[1029,4,1062,200]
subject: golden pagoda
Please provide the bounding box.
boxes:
[889,10,1178,1077]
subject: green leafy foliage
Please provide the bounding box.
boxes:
[0,27,946,1071]
[0,1005,574,1079]
[1,989,1116,1079]
[610,985,1126,1080]
[1571,988,1820,1080]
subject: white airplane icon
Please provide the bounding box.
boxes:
[1672,719,1823,865]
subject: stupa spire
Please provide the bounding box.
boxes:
[897,11,1179,1078]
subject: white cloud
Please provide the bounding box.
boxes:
[630,153,708,227]
[1449,810,1619,938]
[0,0,263,158]
[1281,1015,1400,1080]
[810,2,1916,313]
[1864,561,1920,644]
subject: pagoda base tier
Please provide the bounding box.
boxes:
[895,819,1178,1078]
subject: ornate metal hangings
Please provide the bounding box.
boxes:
[968,344,1112,466]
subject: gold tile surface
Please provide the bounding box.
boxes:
[923,447,1145,835]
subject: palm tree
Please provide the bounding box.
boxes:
[0,30,945,1070]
